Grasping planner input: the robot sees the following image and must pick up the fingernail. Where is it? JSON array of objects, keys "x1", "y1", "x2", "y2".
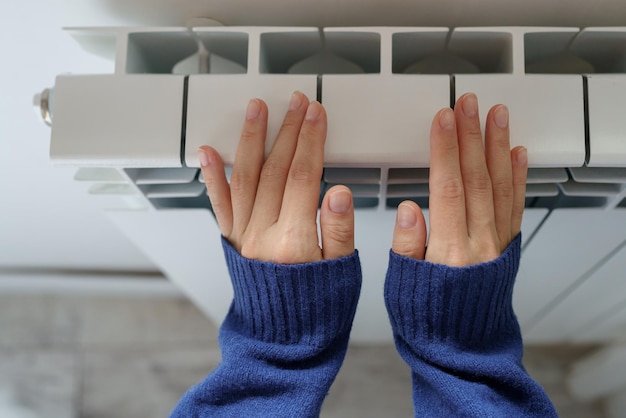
[
  {"x1": 246, "y1": 99, "x2": 261, "y2": 120},
  {"x1": 289, "y1": 91, "x2": 302, "y2": 111},
  {"x1": 329, "y1": 189, "x2": 351, "y2": 214},
  {"x1": 305, "y1": 101, "x2": 321, "y2": 121},
  {"x1": 517, "y1": 147, "x2": 528, "y2": 165},
  {"x1": 462, "y1": 93, "x2": 478, "y2": 118},
  {"x1": 438, "y1": 108, "x2": 455, "y2": 130},
  {"x1": 197, "y1": 148, "x2": 210, "y2": 167},
  {"x1": 495, "y1": 105, "x2": 508, "y2": 129},
  {"x1": 397, "y1": 203, "x2": 417, "y2": 229}
]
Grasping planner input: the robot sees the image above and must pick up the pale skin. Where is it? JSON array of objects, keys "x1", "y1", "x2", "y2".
[{"x1": 197, "y1": 92, "x2": 528, "y2": 267}]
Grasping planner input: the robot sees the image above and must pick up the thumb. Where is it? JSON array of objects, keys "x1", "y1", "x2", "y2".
[
  {"x1": 391, "y1": 201, "x2": 427, "y2": 260},
  {"x1": 320, "y1": 185, "x2": 355, "y2": 259}
]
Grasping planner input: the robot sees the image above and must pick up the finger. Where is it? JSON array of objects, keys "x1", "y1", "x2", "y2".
[
  {"x1": 455, "y1": 93, "x2": 496, "y2": 236},
  {"x1": 320, "y1": 185, "x2": 355, "y2": 259},
  {"x1": 198, "y1": 146, "x2": 233, "y2": 237},
  {"x1": 511, "y1": 146, "x2": 528, "y2": 237},
  {"x1": 229, "y1": 98, "x2": 268, "y2": 236},
  {"x1": 428, "y1": 107, "x2": 467, "y2": 244},
  {"x1": 250, "y1": 91, "x2": 309, "y2": 227},
  {"x1": 280, "y1": 101, "x2": 326, "y2": 224},
  {"x1": 485, "y1": 104, "x2": 514, "y2": 248},
  {"x1": 391, "y1": 201, "x2": 427, "y2": 260}
]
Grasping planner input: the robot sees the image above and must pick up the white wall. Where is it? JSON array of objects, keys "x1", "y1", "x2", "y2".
[{"x1": 0, "y1": 2, "x2": 155, "y2": 271}]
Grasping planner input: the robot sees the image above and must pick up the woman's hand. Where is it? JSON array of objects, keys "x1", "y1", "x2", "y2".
[
  {"x1": 391, "y1": 93, "x2": 528, "y2": 266},
  {"x1": 197, "y1": 92, "x2": 355, "y2": 264}
]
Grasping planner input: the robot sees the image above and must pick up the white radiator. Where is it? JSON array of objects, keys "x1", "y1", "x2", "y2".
[
  {"x1": 41, "y1": 26, "x2": 626, "y2": 347},
  {"x1": 46, "y1": 26, "x2": 626, "y2": 212}
]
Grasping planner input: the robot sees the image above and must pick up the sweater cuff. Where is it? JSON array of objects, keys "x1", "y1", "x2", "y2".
[
  {"x1": 384, "y1": 234, "x2": 522, "y2": 348},
  {"x1": 222, "y1": 237, "x2": 362, "y2": 347}
]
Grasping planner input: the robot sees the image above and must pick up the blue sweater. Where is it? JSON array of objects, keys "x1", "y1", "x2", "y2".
[{"x1": 171, "y1": 234, "x2": 557, "y2": 417}]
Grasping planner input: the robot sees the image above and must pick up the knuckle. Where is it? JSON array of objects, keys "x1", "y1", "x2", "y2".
[
  {"x1": 239, "y1": 129, "x2": 258, "y2": 144},
  {"x1": 463, "y1": 127, "x2": 483, "y2": 140},
  {"x1": 240, "y1": 232, "x2": 261, "y2": 259},
  {"x1": 229, "y1": 171, "x2": 253, "y2": 192},
  {"x1": 491, "y1": 178, "x2": 513, "y2": 199},
  {"x1": 289, "y1": 160, "x2": 317, "y2": 183},
  {"x1": 465, "y1": 173, "x2": 492, "y2": 196},
  {"x1": 447, "y1": 247, "x2": 472, "y2": 266},
  {"x1": 427, "y1": 243, "x2": 471, "y2": 266},
  {"x1": 438, "y1": 178, "x2": 465, "y2": 202},
  {"x1": 277, "y1": 118, "x2": 303, "y2": 135},
  {"x1": 495, "y1": 137, "x2": 511, "y2": 151},
  {"x1": 438, "y1": 137, "x2": 459, "y2": 154},
  {"x1": 393, "y1": 240, "x2": 419, "y2": 258},
  {"x1": 260, "y1": 157, "x2": 288, "y2": 181},
  {"x1": 324, "y1": 223, "x2": 353, "y2": 244}
]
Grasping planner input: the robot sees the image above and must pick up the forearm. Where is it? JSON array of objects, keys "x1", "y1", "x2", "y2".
[
  {"x1": 385, "y1": 234, "x2": 557, "y2": 416},
  {"x1": 171, "y1": 238, "x2": 362, "y2": 418}
]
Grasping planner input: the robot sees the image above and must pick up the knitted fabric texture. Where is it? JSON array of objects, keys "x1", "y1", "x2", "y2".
[
  {"x1": 170, "y1": 237, "x2": 362, "y2": 418},
  {"x1": 384, "y1": 233, "x2": 557, "y2": 417}
]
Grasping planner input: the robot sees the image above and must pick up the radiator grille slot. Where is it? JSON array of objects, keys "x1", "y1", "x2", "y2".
[
  {"x1": 558, "y1": 180, "x2": 622, "y2": 197},
  {"x1": 569, "y1": 167, "x2": 626, "y2": 183},
  {"x1": 260, "y1": 31, "x2": 380, "y2": 74},
  {"x1": 527, "y1": 168, "x2": 569, "y2": 184},
  {"x1": 525, "y1": 31, "x2": 626, "y2": 74},
  {"x1": 140, "y1": 183, "x2": 205, "y2": 199},
  {"x1": 526, "y1": 184, "x2": 560, "y2": 197},
  {"x1": 129, "y1": 168, "x2": 199, "y2": 185},
  {"x1": 324, "y1": 183, "x2": 380, "y2": 197},
  {"x1": 387, "y1": 168, "x2": 429, "y2": 184},
  {"x1": 323, "y1": 168, "x2": 381, "y2": 184},
  {"x1": 386, "y1": 197, "x2": 429, "y2": 209},
  {"x1": 74, "y1": 168, "x2": 126, "y2": 183},
  {"x1": 392, "y1": 31, "x2": 513, "y2": 74},
  {"x1": 386, "y1": 183, "x2": 429, "y2": 198},
  {"x1": 126, "y1": 31, "x2": 198, "y2": 74}
]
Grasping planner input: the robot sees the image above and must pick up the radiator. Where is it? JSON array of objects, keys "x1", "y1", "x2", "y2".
[
  {"x1": 40, "y1": 26, "x2": 626, "y2": 345},
  {"x1": 46, "y1": 26, "x2": 626, "y2": 213}
]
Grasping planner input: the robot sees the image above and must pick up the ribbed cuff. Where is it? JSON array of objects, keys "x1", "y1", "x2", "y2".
[
  {"x1": 384, "y1": 234, "x2": 522, "y2": 349},
  {"x1": 222, "y1": 237, "x2": 362, "y2": 347}
]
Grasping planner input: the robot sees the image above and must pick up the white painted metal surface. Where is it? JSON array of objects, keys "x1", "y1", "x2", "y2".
[
  {"x1": 51, "y1": 75, "x2": 185, "y2": 167},
  {"x1": 106, "y1": 209, "x2": 234, "y2": 324},
  {"x1": 525, "y1": 239, "x2": 626, "y2": 342},
  {"x1": 323, "y1": 75, "x2": 449, "y2": 167},
  {"x1": 578, "y1": 27, "x2": 626, "y2": 167},
  {"x1": 186, "y1": 75, "x2": 318, "y2": 165},
  {"x1": 515, "y1": 209, "x2": 626, "y2": 336},
  {"x1": 587, "y1": 74, "x2": 626, "y2": 167}
]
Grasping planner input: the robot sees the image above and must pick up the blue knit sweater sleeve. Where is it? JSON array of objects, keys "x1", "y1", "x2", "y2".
[
  {"x1": 170, "y1": 237, "x2": 362, "y2": 418},
  {"x1": 384, "y1": 234, "x2": 558, "y2": 417}
]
